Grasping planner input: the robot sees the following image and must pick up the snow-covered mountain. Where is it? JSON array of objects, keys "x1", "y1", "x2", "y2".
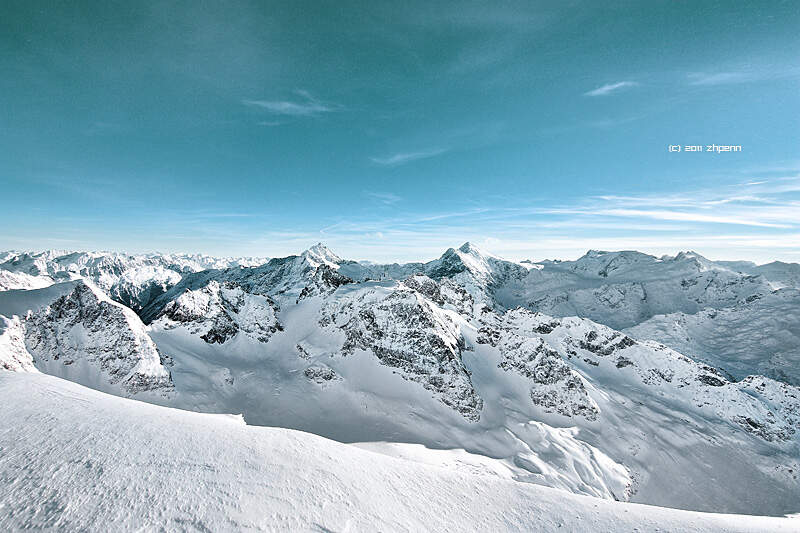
[
  {"x1": 626, "y1": 288, "x2": 800, "y2": 384},
  {"x1": 0, "y1": 280, "x2": 173, "y2": 397},
  {"x1": 488, "y1": 249, "x2": 800, "y2": 385},
  {"x1": 718, "y1": 259, "x2": 800, "y2": 290},
  {"x1": 0, "y1": 250, "x2": 269, "y2": 311},
  {"x1": 323, "y1": 245, "x2": 800, "y2": 387},
  {"x1": 338, "y1": 242, "x2": 532, "y2": 308},
  {"x1": 2, "y1": 243, "x2": 799, "y2": 523},
  {"x1": 4, "y1": 372, "x2": 796, "y2": 532},
  {"x1": 495, "y1": 250, "x2": 773, "y2": 329},
  {"x1": 145, "y1": 266, "x2": 800, "y2": 513}
]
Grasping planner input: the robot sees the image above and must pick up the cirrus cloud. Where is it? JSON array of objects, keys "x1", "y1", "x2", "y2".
[
  {"x1": 370, "y1": 148, "x2": 448, "y2": 166},
  {"x1": 584, "y1": 81, "x2": 639, "y2": 96},
  {"x1": 243, "y1": 90, "x2": 341, "y2": 117}
]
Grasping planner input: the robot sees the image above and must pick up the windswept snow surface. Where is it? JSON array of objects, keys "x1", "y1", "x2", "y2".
[{"x1": 0, "y1": 372, "x2": 796, "y2": 533}]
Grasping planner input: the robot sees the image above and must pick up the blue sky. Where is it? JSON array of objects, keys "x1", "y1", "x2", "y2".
[{"x1": 1, "y1": 1, "x2": 799, "y2": 262}]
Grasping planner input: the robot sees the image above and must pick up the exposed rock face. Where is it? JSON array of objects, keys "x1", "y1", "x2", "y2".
[
  {"x1": 476, "y1": 319, "x2": 599, "y2": 420},
  {"x1": 319, "y1": 285, "x2": 484, "y2": 421},
  {"x1": 21, "y1": 281, "x2": 172, "y2": 396},
  {"x1": 401, "y1": 274, "x2": 474, "y2": 316},
  {"x1": 155, "y1": 280, "x2": 282, "y2": 344},
  {"x1": 576, "y1": 330, "x2": 637, "y2": 357},
  {"x1": 304, "y1": 365, "x2": 341, "y2": 385},
  {"x1": 297, "y1": 264, "x2": 352, "y2": 301}
]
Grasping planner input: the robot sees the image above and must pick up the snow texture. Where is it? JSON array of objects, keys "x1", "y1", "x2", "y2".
[{"x1": 1, "y1": 372, "x2": 796, "y2": 533}]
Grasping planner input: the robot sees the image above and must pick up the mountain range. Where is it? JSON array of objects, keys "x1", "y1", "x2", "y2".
[{"x1": 1, "y1": 244, "x2": 799, "y2": 528}]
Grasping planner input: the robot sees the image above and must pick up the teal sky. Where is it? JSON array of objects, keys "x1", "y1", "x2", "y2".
[{"x1": 2, "y1": 1, "x2": 799, "y2": 262}]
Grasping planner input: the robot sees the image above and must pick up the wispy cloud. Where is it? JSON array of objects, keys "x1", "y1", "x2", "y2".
[
  {"x1": 370, "y1": 148, "x2": 448, "y2": 166},
  {"x1": 560, "y1": 177, "x2": 800, "y2": 230},
  {"x1": 687, "y1": 65, "x2": 800, "y2": 86},
  {"x1": 687, "y1": 72, "x2": 750, "y2": 86},
  {"x1": 243, "y1": 90, "x2": 340, "y2": 117},
  {"x1": 584, "y1": 81, "x2": 639, "y2": 97},
  {"x1": 364, "y1": 191, "x2": 403, "y2": 205},
  {"x1": 592, "y1": 208, "x2": 791, "y2": 228}
]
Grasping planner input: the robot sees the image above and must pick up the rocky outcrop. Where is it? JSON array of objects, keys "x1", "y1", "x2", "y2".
[
  {"x1": 477, "y1": 318, "x2": 599, "y2": 420},
  {"x1": 319, "y1": 285, "x2": 483, "y2": 421},
  {"x1": 21, "y1": 281, "x2": 173, "y2": 396},
  {"x1": 154, "y1": 280, "x2": 282, "y2": 344}
]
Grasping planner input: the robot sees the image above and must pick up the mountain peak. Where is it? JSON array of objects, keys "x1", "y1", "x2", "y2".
[
  {"x1": 457, "y1": 242, "x2": 499, "y2": 260},
  {"x1": 673, "y1": 250, "x2": 704, "y2": 260},
  {"x1": 301, "y1": 243, "x2": 343, "y2": 267},
  {"x1": 458, "y1": 242, "x2": 478, "y2": 254},
  {"x1": 670, "y1": 250, "x2": 721, "y2": 271}
]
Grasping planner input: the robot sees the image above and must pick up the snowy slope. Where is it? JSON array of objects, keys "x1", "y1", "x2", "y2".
[
  {"x1": 1, "y1": 371, "x2": 796, "y2": 533},
  {"x1": 0, "y1": 269, "x2": 54, "y2": 291},
  {"x1": 0, "y1": 315, "x2": 36, "y2": 372},
  {"x1": 147, "y1": 280, "x2": 634, "y2": 503}
]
